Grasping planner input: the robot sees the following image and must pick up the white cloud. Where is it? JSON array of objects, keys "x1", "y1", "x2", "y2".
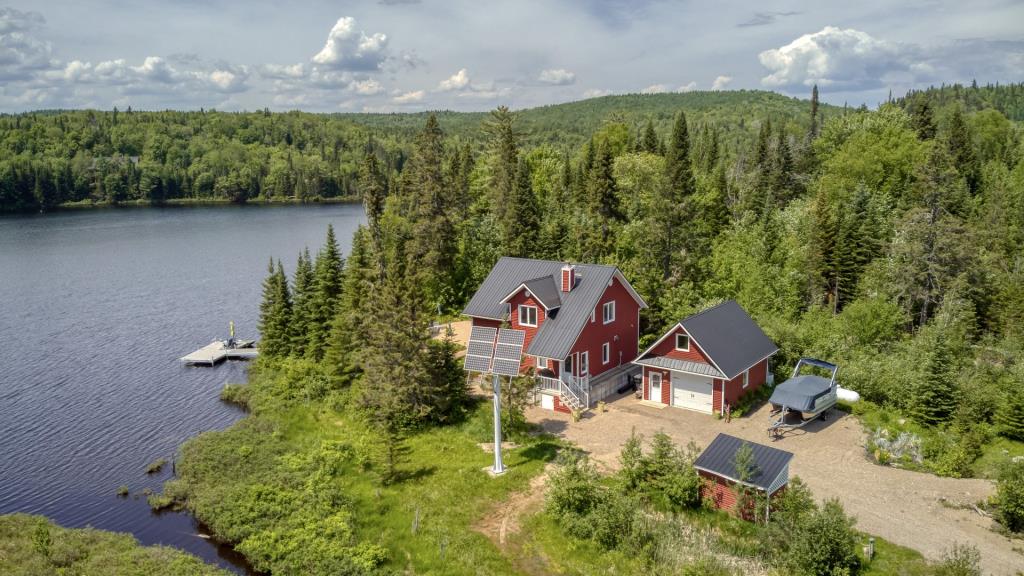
[
  {"x1": 312, "y1": 16, "x2": 389, "y2": 71},
  {"x1": 711, "y1": 75, "x2": 732, "y2": 90},
  {"x1": 351, "y1": 78, "x2": 384, "y2": 95},
  {"x1": 393, "y1": 89, "x2": 424, "y2": 103},
  {"x1": 582, "y1": 88, "x2": 613, "y2": 98},
  {"x1": 758, "y1": 27, "x2": 910, "y2": 90},
  {"x1": 55, "y1": 56, "x2": 250, "y2": 94},
  {"x1": 0, "y1": 7, "x2": 58, "y2": 80},
  {"x1": 678, "y1": 81, "x2": 697, "y2": 92},
  {"x1": 641, "y1": 83, "x2": 669, "y2": 94},
  {"x1": 437, "y1": 68, "x2": 470, "y2": 91},
  {"x1": 538, "y1": 68, "x2": 575, "y2": 85},
  {"x1": 261, "y1": 63, "x2": 306, "y2": 79}
]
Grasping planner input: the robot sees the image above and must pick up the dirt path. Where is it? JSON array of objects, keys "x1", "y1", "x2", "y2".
[
  {"x1": 527, "y1": 396, "x2": 1024, "y2": 576},
  {"x1": 474, "y1": 466, "x2": 553, "y2": 576}
]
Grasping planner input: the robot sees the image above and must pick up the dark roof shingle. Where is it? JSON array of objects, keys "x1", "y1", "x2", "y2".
[
  {"x1": 462, "y1": 257, "x2": 644, "y2": 360},
  {"x1": 679, "y1": 300, "x2": 779, "y2": 379},
  {"x1": 521, "y1": 275, "x2": 562, "y2": 310},
  {"x1": 693, "y1": 433, "x2": 793, "y2": 492}
]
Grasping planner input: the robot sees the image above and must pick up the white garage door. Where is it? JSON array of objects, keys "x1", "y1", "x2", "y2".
[{"x1": 671, "y1": 372, "x2": 713, "y2": 413}]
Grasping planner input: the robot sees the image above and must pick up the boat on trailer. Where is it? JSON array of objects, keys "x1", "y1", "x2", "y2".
[{"x1": 767, "y1": 357, "x2": 839, "y2": 439}]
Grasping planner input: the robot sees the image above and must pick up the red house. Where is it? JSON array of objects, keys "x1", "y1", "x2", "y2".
[
  {"x1": 633, "y1": 300, "x2": 778, "y2": 415},
  {"x1": 462, "y1": 257, "x2": 648, "y2": 412}
]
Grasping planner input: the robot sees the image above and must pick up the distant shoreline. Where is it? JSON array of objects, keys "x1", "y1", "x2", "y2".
[{"x1": 52, "y1": 196, "x2": 361, "y2": 211}]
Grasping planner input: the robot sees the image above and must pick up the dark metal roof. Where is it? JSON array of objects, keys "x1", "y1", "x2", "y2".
[
  {"x1": 633, "y1": 356, "x2": 724, "y2": 378},
  {"x1": 679, "y1": 300, "x2": 779, "y2": 380},
  {"x1": 462, "y1": 257, "x2": 645, "y2": 360},
  {"x1": 522, "y1": 275, "x2": 562, "y2": 310},
  {"x1": 693, "y1": 433, "x2": 793, "y2": 492}
]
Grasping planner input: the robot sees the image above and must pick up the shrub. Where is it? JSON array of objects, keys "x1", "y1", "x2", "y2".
[
  {"x1": 145, "y1": 458, "x2": 167, "y2": 474},
  {"x1": 219, "y1": 383, "x2": 251, "y2": 407},
  {"x1": 618, "y1": 431, "x2": 702, "y2": 512},
  {"x1": 994, "y1": 459, "x2": 1024, "y2": 532},
  {"x1": 936, "y1": 543, "x2": 982, "y2": 576},
  {"x1": 785, "y1": 499, "x2": 860, "y2": 576},
  {"x1": 546, "y1": 454, "x2": 603, "y2": 520}
]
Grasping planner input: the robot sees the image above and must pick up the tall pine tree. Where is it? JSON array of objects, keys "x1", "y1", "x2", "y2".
[
  {"x1": 305, "y1": 225, "x2": 344, "y2": 361},
  {"x1": 257, "y1": 258, "x2": 292, "y2": 358}
]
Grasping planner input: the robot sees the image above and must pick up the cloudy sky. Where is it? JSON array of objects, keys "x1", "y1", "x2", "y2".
[{"x1": 1, "y1": 0, "x2": 1022, "y2": 113}]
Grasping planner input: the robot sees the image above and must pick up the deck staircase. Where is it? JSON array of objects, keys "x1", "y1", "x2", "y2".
[{"x1": 536, "y1": 373, "x2": 590, "y2": 411}]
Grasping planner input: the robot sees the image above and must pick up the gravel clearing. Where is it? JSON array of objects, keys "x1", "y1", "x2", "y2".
[{"x1": 527, "y1": 394, "x2": 1024, "y2": 576}]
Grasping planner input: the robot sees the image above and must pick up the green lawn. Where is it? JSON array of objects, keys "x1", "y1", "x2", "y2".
[
  {"x1": 0, "y1": 514, "x2": 229, "y2": 576},
  {"x1": 169, "y1": 387, "x2": 559, "y2": 575}
]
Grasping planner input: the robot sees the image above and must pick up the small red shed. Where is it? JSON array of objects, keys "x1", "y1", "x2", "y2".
[{"x1": 693, "y1": 433, "x2": 793, "y2": 520}]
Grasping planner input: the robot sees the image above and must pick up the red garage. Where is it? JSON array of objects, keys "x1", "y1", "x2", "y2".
[{"x1": 693, "y1": 433, "x2": 793, "y2": 520}]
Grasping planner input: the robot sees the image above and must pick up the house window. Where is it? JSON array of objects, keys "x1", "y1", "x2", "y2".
[
  {"x1": 564, "y1": 355, "x2": 573, "y2": 374},
  {"x1": 742, "y1": 369, "x2": 750, "y2": 389},
  {"x1": 602, "y1": 301, "x2": 615, "y2": 324},
  {"x1": 675, "y1": 333, "x2": 690, "y2": 352},
  {"x1": 579, "y1": 351, "x2": 589, "y2": 375},
  {"x1": 534, "y1": 356, "x2": 547, "y2": 370},
  {"x1": 518, "y1": 305, "x2": 538, "y2": 327},
  {"x1": 602, "y1": 342, "x2": 610, "y2": 364}
]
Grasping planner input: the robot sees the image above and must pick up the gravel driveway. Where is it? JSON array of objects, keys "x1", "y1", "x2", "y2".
[{"x1": 527, "y1": 394, "x2": 1024, "y2": 575}]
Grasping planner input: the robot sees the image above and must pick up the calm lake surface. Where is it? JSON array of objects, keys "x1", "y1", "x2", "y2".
[{"x1": 0, "y1": 204, "x2": 365, "y2": 573}]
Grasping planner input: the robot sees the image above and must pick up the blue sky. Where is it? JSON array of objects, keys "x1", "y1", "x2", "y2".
[{"x1": 1, "y1": 0, "x2": 1022, "y2": 112}]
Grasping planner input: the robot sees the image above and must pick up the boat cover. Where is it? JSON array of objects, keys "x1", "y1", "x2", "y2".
[{"x1": 769, "y1": 375, "x2": 833, "y2": 412}]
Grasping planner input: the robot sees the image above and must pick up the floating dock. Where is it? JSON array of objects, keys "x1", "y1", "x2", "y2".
[{"x1": 181, "y1": 340, "x2": 259, "y2": 366}]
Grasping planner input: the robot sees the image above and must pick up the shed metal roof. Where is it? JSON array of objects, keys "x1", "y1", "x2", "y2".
[
  {"x1": 693, "y1": 433, "x2": 793, "y2": 492},
  {"x1": 462, "y1": 257, "x2": 646, "y2": 360},
  {"x1": 679, "y1": 300, "x2": 779, "y2": 380},
  {"x1": 633, "y1": 355, "x2": 724, "y2": 378}
]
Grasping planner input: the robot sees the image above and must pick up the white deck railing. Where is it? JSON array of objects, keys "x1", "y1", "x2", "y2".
[{"x1": 536, "y1": 373, "x2": 590, "y2": 409}]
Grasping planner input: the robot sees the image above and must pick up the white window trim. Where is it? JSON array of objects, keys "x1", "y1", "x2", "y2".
[
  {"x1": 602, "y1": 301, "x2": 616, "y2": 324},
  {"x1": 675, "y1": 333, "x2": 690, "y2": 352},
  {"x1": 518, "y1": 304, "x2": 538, "y2": 327},
  {"x1": 602, "y1": 342, "x2": 610, "y2": 364},
  {"x1": 591, "y1": 309, "x2": 595, "y2": 323},
  {"x1": 580, "y1": 351, "x2": 589, "y2": 375},
  {"x1": 742, "y1": 369, "x2": 750, "y2": 389}
]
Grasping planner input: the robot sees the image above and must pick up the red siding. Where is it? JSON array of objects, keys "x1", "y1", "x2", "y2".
[
  {"x1": 508, "y1": 289, "x2": 547, "y2": 371},
  {"x1": 470, "y1": 318, "x2": 502, "y2": 329},
  {"x1": 553, "y1": 395, "x2": 572, "y2": 414},
  {"x1": 699, "y1": 470, "x2": 786, "y2": 520},
  {"x1": 648, "y1": 325, "x2": 715, "y2": 366},
  {"x1": 642, "y1": 366, "x2": 671, "y2": 404},
  {"x1": 570, "y1": 276, "x2": 641, "y2": 379},
  {"x1": 718, "y1": 358, "x2": 770, "y2": 412},
  {"x1": 561, "y1": 267, "x2": 575, "y2": 292}
]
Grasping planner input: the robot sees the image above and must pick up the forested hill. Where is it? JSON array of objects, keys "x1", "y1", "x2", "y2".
[
  {"x1": 337, "y1": 90, "x2": 836, "y2": 146},
  {"x1": 0, "y1": 90, "x2": 827, "y2": 212},
  {"x1": 899, "y1": 82, "x2": 1024, "y2": 121}
]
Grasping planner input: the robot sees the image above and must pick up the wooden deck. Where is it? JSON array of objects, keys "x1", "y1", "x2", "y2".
[{"x1": 181, "y1": 340, "x2": 258, "y2": 366}]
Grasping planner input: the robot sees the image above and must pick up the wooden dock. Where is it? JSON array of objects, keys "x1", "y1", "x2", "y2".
[{"x1": 181, "y1": 340, "x2": 259, "y2": 366}]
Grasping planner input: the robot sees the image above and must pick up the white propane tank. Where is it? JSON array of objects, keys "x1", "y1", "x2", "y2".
[{"x1": 836, "y1": 386, "x2": 860, "y2": 403}]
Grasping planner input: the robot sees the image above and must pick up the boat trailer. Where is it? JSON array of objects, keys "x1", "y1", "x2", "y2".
[{"x1": 767, "y1": 358, "x2": 839, "y2": 440}]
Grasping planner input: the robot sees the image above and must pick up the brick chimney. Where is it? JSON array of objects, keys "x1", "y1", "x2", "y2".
[{"x1": 561, "y1": 264, "x2": 576, "y2": 292}]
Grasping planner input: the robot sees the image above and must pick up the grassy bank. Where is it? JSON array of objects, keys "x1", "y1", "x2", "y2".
[
  {"x1": 0, "y1": 513, "x2": 229, "y2": 576},
  {"x1": 163, "y1": 362, "x2": 559, "y2": 575}
]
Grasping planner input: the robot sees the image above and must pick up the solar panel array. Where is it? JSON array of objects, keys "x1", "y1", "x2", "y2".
[
  {"x1": 491, "y1": 328, "x2": 526, "y2": 376},
  {"x1": 463, "y1": 326, "x2": 525, "y2": 377},
  {"x1": 464, "y1": 326, "x2": 498, "y2": 374}
]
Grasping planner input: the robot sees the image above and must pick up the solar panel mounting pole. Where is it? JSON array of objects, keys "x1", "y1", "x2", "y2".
[{"x1": 491, "y1": 372, "x2": 506, "y2": 475}]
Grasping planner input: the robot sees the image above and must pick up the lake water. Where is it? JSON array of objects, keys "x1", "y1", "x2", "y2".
[{"x1": 0, "y1": 204, "x2": 365, "y2": 573}]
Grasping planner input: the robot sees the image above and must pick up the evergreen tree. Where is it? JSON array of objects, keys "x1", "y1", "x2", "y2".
[
  {"x1": 324, "y1": 226, "x2": 376, "y2": 383},
  {"x1": 909, "y1": 330, "x2": 958, "y2": 426},
  {"x1": 945, "y1": 106, "x2": 980, "y2": 194},
  {"x1": 995, "y1": 371, "x2": 1024, "y2": 441},
  {"x1": 257, "y1": 258, "x2": 292, "y2": 358},
  {"x1": 906, "y1": 93, "x2": 938, "y2": 140},
  {"x1": 359, "y1": 150, "x2": 387, "y2": 251},
  {"x1": 652, "y1": 111, "x2": 695, "y2": 279},
  {"x1": 290, "y1": 248, "x2": 314, "y2": 356},
  {"x1": 665, "y1": 111, "x2": 695, "y2": 201},
  {"x1": 584, "y1": 144, "x2": 622, "y2": 259},
  {"x1": 809, "y1": 84, "x2": 820, "y2": 138},
  {"x1": 485, "y1": 106, "x2": 521, "y2": 221},
  {"x1": 504, "y1": 157, "x2": 540, "y2": 257},
  {"x1": 306, "y1": 225, "x2": 344, "y2": 361},
  {"x1": 641, "y1": 119, "x2": 660, "y2": 154}
]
